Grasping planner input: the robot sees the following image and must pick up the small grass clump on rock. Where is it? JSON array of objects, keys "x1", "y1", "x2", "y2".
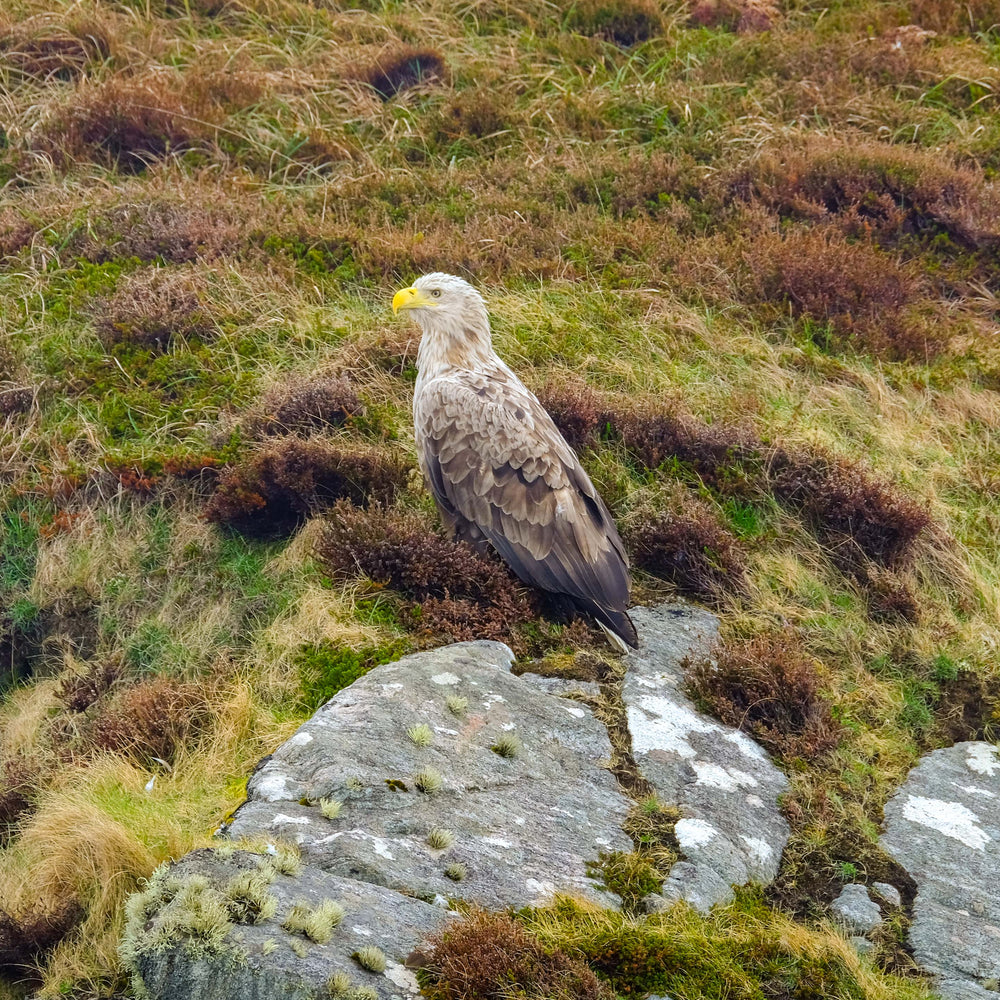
[
  {"x1": 426, "y1": 828, "x2": 455, "y2": 850},
  {"x1": 445, "y1": 695, "x2": 468, "y2": 717},
  {"x1": 204, "y1": 441, "x2": 412, "y2": 538},
  {"x1": 414, "y1": 768, "x2": 443, "y2": 794},
  {"x1": 420, "y1": 908, "x2": 612, "y2": 1000},
  {"x1": 444, "y1": 862, "x2": 467, "y2": 882},
  {"x1": 352, "y1": 944, "x2": 387, "y2": 973},
  {"x1": 282, "y1": 899, "x2": 345, "y2": 944},
  {"x1": 490, "y1": 733, "x2": 521, "y2": 759},
  {"x1": 224, "y1": 868, "x2": 278, "y2": 925},
  {"x1": 319, "y1": 798, "x2": 342, "y2": 820},
  {"x1": 686, "y1": 633, "x2": 843, "y2": 762},
  {"x1": 407, "y1": 723, "x2": 434, "y2": 748}
]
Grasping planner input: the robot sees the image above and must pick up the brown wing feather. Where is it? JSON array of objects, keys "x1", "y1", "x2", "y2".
[{"x1": 414, "y1": 369, "x2": 633, "y2": 637}]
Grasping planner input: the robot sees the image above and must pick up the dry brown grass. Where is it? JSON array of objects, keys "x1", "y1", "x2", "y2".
[
  {"x1": 688, "y1": 0, "x2": 778, "y2": 33},
  {"x1": 0, "y1": 13, "x2": 111, "y2": 80}
]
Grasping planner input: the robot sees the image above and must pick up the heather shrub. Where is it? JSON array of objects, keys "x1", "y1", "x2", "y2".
[
  {"x1": 434, "y1": 90, "x2": 512, "y2": 148},
  {"x1": 83, "y1": 677, "x2": 211, "y2": 766},
  {"x1": 76, "y1": 202, "x2": 240, "y2": 264},
  {"x1": 535, "y1": 380, "x2": 606, "y2": 452},
  {"x1": 907, "y1": 0, "x2": 1000, "y2": 34},
  {"x1": 743, "y1": 229, "x2": 943, "y2": 360},
  {"x1": 0, "y1": 383, "x2": 33, "y2": 416},
  {"x1": 361, "y1": 47, "x2": 446, "y2": 100},
  {"x1": 56, "y1": 657, "x2": 121, "y2": 713},
  {"x1": 0, "y1": 902, "x2": 83, "y2": 980},
  {"x1": 420, "y1": 909, "x2": 612, "y2": 1000},
  {"x1": 627, "y1": 502, "x2": 747, "y2": 604},
  {"x1": 768, "y1": 451, "x2": 932, "y2": 571},
  {"x1": 314, "y1": 502, "x2": 549, "y2": 648},
  {"x1": 688, "y1": 0, "x2": 778, "y2": 33},
  {"x1": 0, "y1": 15, "x2": 110, "y2": 80},
  {"x1": 246, "y1": 376, "x2": 362, "y2": 437},
  {"x1": 686, "y1": 633, "x2": 843, "y2": 761},
  {"x1": 204, "y1": 439, "x2": 412, "y2": 538},
  {"x1": 565, "y1": 0, "x2": 663, "y2": 46},
  {"x1": 93, "y1": 269, "x2": 215, "y2": 349},
  {"x1": 0, "y1": 756, "x2": 43, "y2": 845}
]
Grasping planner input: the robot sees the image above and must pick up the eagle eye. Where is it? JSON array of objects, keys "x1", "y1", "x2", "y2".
[{"x1": 431, "y1": 289, "x2": 441, "y2": 298}]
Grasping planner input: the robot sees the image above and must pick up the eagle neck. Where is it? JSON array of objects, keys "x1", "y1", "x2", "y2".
[{"x1": 415, "y1": 316, "x2": 496, "y2": 382}]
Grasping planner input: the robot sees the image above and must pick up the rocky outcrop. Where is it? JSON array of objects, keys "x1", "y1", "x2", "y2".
[
  {"x1": 125, "y1": 604, "x2": 794, "y2": 999},
  {"x1": 225, "y1": 640, "x2": 633, "y2": 910},
  {"x1": 882, "y1": 741, "x2": 1000, "y2": 1000},
  {"x1": 624, "y1": 605, "x2": 790, "y2": 911}
]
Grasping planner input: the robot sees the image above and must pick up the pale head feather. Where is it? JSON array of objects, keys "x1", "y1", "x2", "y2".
[{"x1": 400, "y1": 273, "x2": 496, "y2": 376}]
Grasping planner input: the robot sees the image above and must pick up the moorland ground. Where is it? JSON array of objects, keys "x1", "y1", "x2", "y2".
[{"x1": 1, "y1": 0, "x2": 999, "y2": 995}]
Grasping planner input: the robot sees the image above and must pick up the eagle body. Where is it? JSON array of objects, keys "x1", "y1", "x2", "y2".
[{"x1": 394, "y1": 273, "x2": 637, "y2": 650}]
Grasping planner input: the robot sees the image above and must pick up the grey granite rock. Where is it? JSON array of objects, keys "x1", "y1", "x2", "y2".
[
  {"x1": 516, "y1": 674, "x2": 602, "y2": 701},
  {"x1": 849, "y1": 936, "x2": 876, "y2": 956},
  {"x1": 124, "y1": 848, "x2": 451, "y2": 1000},
  {"x1": 624, "y1": 604, "x2": 790, "y2": 912},
  {"x1": 882, "y1": 741, "x2": 1000, "y2": 1000},
  {"x1": 226, "y1": 641, "x2": 632, "y2": 910},
  {"x1": 871, "y1": 881, "x2": 901, "y2": 908},
  {"x1": 830, "y1": 883, "x2": 882, "y2": 933}
]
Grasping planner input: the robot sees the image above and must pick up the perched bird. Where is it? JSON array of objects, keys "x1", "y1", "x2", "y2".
[{"x1": 393, "y1": 272, "x2": 637, "y2": 651}]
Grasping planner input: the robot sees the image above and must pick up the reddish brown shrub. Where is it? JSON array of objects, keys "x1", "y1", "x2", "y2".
[
  {"x1": 742, "y1": 141, "x2": 1000, "y2": 256},
  {"x1": 420, "y1": 909, "x2": 612, "y2": 1000},
  {"x1": 627, "y1": 504, "x2": 747, "y2": 604},
  {"x1": 0, "y1": 16, "x2": 110, "y2": 80},
  {"x1": 247, "y1": 376, "x2": 362, "y2": 437},
  {"x1": 83, "y1": 677, "x2": 211, "y2": 765},
  {"x1": 204, "y1": 439, "x2": 412, "y2": 538},
  {"x1": 907, "y1": 0, "x2": 1000, "y2": 34},
  {"x1": 535, "y1": 381, "x2": 607, "y2": 452},
  {"x1": 76, "y1": 202, "x2": 240, "y2": 264},
  {"x1": 93, "y1": 269, "x2": 214, "y2": 349},
  {"x1": 0, "y1": 901, "x2": 83, "y2": 979},
  {"x1": 361, "y1": 47, "x2": 446, "y2": 100},
  {"x1": 932, "y1": 669, "x2": 1000, "y2": 744},
  {"x1": 743, "y1": 229, "x2": 943, "y2": 360},
  {"x1": 434, "y1": 90, "x2": 511, "y2": 146},
  {"x1": 565, "y1": 0, "x2": 663, "y2": 46},
  {"x1": 689, "y1": 0, "x2": 778, "y2": 32},
  {"x1": 768, "y1": 450, "x2": 932, "y2": 571},
  {"x1": 0, "y1": 383, "x2": 33, "y2": 416},
  {"x1": 864, "y1": 569, "x2": 921, "y2": 622},
  {"x1": 0, "y1": 210, "x2": 37, "y2": 260},
  {"x1": 686, "y1": 634, "x2": 843, "y2": 761},
  {"x1": 0, "y1": 756, "x2": 43, "y2": 844},
  {"x1": 56, "y1": 658, "x2": 121, "y2": 713}
]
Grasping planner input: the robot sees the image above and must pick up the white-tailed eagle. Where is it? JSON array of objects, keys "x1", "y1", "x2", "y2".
[{"x1": 392, "y1": 272, "x2": 637, "y2": 650}]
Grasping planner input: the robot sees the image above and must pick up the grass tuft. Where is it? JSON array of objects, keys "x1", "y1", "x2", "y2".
[
  {"x1": 407, "y1": 723, "x2": 434, "y2": 748},
  {"x1": 426, "y1": 828, "x2": 455, "y2": 850},
  {"x1": 352, "y1": 944, "x2": 387, "y2": 973}
]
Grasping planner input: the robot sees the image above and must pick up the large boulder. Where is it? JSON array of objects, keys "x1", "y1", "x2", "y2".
[
  {"x1": 225, "y1": 640, "x2": 633, "y2": 909},
  {"x1": 624, "y1": 605, "x2": 791, "y2": 912},
  {"x1": 882, "y1": 741, "x2": 1000, "y2": 1000}
]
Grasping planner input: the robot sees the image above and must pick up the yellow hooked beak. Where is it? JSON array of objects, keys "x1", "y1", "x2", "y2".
[{"x1": 392, "y1": 285, "x2": 435, "y2": 315}]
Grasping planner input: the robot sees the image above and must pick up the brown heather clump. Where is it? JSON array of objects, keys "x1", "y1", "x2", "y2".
[
  {"x1": 93, "y1": 268, "x2": 214, "y2": 349},
  {"x1": 0, "y1": 901, "x2": 83, "y2": 981},
  {"x1": 688, "y1": 0, "x2": 778, "y2": 33},
  {"x1": 56, "y1": 658, "x2": 121, "y2": 714},
  {"x1": 361, "y1": 46, "x2": 446, "y2": 101},
  {"x1": 0, "y1": 15, "x2": 111, "y2": 80},
  {"x1": 0, "y1": 210, "x2": 37, "y2": 261},
  {"x1": 0, "y1": 756, "x2": 44, "y2": 845},
  {"x1": 768, "y1": 450, "x2": 932, "y2": 572},
  {"x1": 76, "y1": 202, "x2": 241, "y2": 264},
  {"x1": 434, "y1": 90, "x2": 512, "y2": 147},
  {"x1": 246, "y1": 376, "x2": 362, "y2": 437},
  {"x1": 0, "y1": 383, "x2": 33, "y2": 417},
  {"x1": 83, "y1": 676, "x2": 211, "y2": 766},
  {"x1": 315, "y1": 501, "x2": 537, "y2": 646},
  {"x1": 743, "y1": 229, "x2": 944, "y2": 360},
  {"x1": 534, "y1": 381, "x2": 606, "y2": 453},
  {"x1": 420, "y1": 909, "x2": 612, "y2": 1000},
  {"x1": 565, "y1": 0, "x2": 663, "y2": 46},
  {"x1": 627, "y1": 503, "x2": 747, "y2": 604},
  {"x1": 907, "y1": 0, "x2": 1000, "y2": 34},
  {"x1": 204, "y1": 439, "x2": 412, "y2": 538},
  {"x1": 742, "y1": 141, "x2": 1000, "y2": 256},
  {"x1": 686, "y1": 634, "x2": 843, "y2": 762}
]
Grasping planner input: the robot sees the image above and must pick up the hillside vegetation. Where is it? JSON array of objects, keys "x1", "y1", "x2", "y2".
[{"x1": 1, "y1": 0, "x2": 999, "y2": 995}]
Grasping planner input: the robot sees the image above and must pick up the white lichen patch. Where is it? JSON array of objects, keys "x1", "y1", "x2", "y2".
[
  {"x1": 431, "y1": 672, "x2": 461, "y2": 685},
  {"x1": 741, "y1": 836, "x2": 774, "y2": 866},
  {"x1": 746, "y1": 794, "x2": 764, "y2": 808},
  {"x1": 384, "y1": 960, "x2": 421, "y2": 995},
  {"x1": 628, "y1": 697, "x2": 716, "y2": 759},
  {"x1": 692, "y1": 760, "x2": 760, "y2": 791},
  {"x1": 956, "y1": 784, "x2": 996, "y2": 798},
  {"x1": 674, "y1": 817, "x2": 719, "y2": 850},
  {"x1": 722, "y1": 729, "x2": 768, "y2": 761},
  {"x1": 902, "y1": 795, "x2": 991, "y2": 850},
  {"x1": 562, "y1": 705, "x2": 586, "y2": 718},
  {"x1": 966, "y1": 744, "x2": 1000, "y2": 777},
  {"x1": 287, "y1": 732, "x2": 313, "y2": 747},
  {"x1": 255, "y1": 772, "x2": 292, "y2": 802},
  {"x1": 525, "y1": 877, "x2": 556, "y2": 901},
  {"x1": 482, "y1": 836, "x2": 512, "y2": 848},
  {"x1": 271, "y1": 814, "x2": 311, "y2": 826}
]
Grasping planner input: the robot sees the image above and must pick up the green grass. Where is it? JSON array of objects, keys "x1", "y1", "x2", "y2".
[{"x1": 0, "y1": 0, "x2": 998, "y2": 994}]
